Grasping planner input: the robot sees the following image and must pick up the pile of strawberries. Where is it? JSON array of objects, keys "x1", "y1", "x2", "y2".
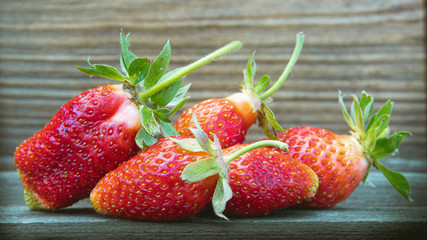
[{"x1": 14, "y1": 32, "x2": 412, "y2": 221}]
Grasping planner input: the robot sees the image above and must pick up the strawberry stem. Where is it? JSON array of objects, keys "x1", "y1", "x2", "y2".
[
  {"x1": 138, "y1": 41, "x2": 243, "y2": 101},
  {"x1": 259, "y1": 32, "x2": 305, "y2": 100},
  {"x1": 224, "y1": 140, "x2": 288, "y2": 164}
]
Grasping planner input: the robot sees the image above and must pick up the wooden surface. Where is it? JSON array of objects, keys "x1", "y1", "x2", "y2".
[
  {"x1": 0, "y1": 1, "x2": 426, "y2": 238},
  {"x1": 0, "y1": 0, "x2": 425, "y2": 171},
  {"x1": 1, "y1": 158, "x2": 427, "y2": 239}
]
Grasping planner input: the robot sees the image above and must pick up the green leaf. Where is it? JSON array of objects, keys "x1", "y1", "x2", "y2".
[
  {"x1": 140, "y1": 106, "x2": 161, "y2": 138},
  {"x1": 120, "y1": 32, "x2": 137, "y2": 75},
  {"x1": 189, "y1": 113, "x2": 216, "y2": 155},
  {"x1": 180, "y1": 157, "x2": 220, "y2": 182},
  {"x1": 128, "y1": 58, "x2": 150, "y2": 85},
  {"x1": 371, "y1": 131, "x2": 412, "y2": 160},
  {"x1": 151, "y1": 77, "x2": 184, "y2": 107},
  {"x1": 263, "y1": 103, "x2": 286, "y2": 132},
  {"x1": 166, "y1": 83, "x2": 192, "y2": 116},
  {"x1": 351, "y1": 95, "x2": 365, "y2": 136},
  {"x1": 254, "y1": 75, "x2": 271, "y2": 94},
  {"x1": 359, "y1": 91, "x2": 374, "y2": 123},
  {"x1": 373, "y1": 158, "x2": 412, "y2": 201},
  {"x1": 169, "y1": 97, "x2": 190, "y2": 117},
  {"x1": 76, "y1": 59, "x2": 127, "y2": 82},
  {"x1": 153, "y1": 109, "x2": 171, "y2": 123},
  {"x1": 367, "y1": 100, "x2": 393, "y2": 139},
  {"x1": 135, "y1": 128, "x2": 158, "y2": 148},
  {"x1": 144, "y1": 40, "x2": 171, "y2": 89},
  {"x1": 338, "y1": 90, "x2": 355, "y2": 130},
  {"x1": 364, "y1": 114, "x2": 390, "y2": 152},
  {"x1": 159, "y1": 120, "x2": 179, "y2": 137},
  {"x1": 212, "y1": 177, "x2": 233, "y2": 220},
  {"x1": 243, "y1": 51, "x2": 256, "y2": 89},
  {"x1": 169, "y1": 137, "x2": 206, "y2": 152}
]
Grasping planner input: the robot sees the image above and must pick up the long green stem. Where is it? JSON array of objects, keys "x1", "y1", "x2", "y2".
[
  {"x1": 259, "y1": 32, "x2": 305, "y2": 100},
  {"x1": 138, "y1": 41, "x2": 242, "y2": 100},
  {"x1": 224, "y1": 140, "x2": 288, "y2": 164}
]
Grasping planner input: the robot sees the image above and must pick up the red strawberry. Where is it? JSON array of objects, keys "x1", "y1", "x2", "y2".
[
  {"x1": 223, "y1": 144, "x2": 318, "y2": 217},
  {"x1": 15, "y1": 85, "x2": 141, "y2": 210},
  {"x1": 276, "y1": 91, "x2": 412, "y2": 208},
  {"x1": 174, "y1": 32, "x2": 305, "y2": 148},
  {"x1": 176, "y1": 114, "x2": 316, "y2": 219},
  {"x1": 90, "y1": 136, "x2": 219, "y2": 221},
  {"x1": 14, "y1": 32, "x2": 242, "y2": 210}
]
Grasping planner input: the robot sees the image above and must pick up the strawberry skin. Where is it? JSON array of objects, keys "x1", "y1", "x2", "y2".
[
  {"x1": 14, "y1": 84, "x2": 141, "y2": 210},
  {"x1": 223, "y1": 144, "x2": 318, "y2": 217},
  {"x1": 174, "y1": 92, "x2": 256, "y2": 148},
  {"x1": 278, "y1": 126, "x2": 369, "y2": 208},
  {"x1": 90, "y1": 137, "x2": 219, "y2": 221}
]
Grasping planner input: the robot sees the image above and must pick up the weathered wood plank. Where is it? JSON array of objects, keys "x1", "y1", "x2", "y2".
[
  {"x1": 0, "y1": 0, "x2": 425, "y2": 167},
  {"x1": 1, "y1": 169, "x2": 426, "y2": 239}
]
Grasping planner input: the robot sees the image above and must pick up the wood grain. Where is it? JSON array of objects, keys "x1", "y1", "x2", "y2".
[
  {"x1": 1, "y1": 160, "x2": 427, "y2": 239},
  {"x1": 0, "y1": 0, "x2": 425, "y2": 171}
]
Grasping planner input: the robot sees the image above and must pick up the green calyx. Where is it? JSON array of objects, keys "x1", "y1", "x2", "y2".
[
  {"x1": 242, "y1": 32, "x2": 305, "y2": 140},
  {"x1": 170, "y1": 113, "x2": 288, "y2": 220},
  {"x1": 76, "y1": 32, "x2": 242, "y2": 149},
  {"x1": 338, "y1": 90, "x2": 412, "y2": 201}
]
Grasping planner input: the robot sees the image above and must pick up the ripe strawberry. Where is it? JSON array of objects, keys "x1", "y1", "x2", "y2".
[
  {"x1": 223, "y1": 144, "x2": 318, "y2": 217},
  {"x1": 174, "y1": 32, "x2": 305, "y2": 148},
  {"x1": 15, "y1": 84, "x2": 141, "y2": 210},
  {"x1": 90, "y1": 136, "x2": 219, "y2": 221},
  {"x1": 14, "y1": 32, "x2": 242, "y2": 210},
  {"x1": 276, "y1": 91, "x2": 412, "y2": 208}
]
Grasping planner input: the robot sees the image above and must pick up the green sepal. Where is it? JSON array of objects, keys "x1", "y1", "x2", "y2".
[
  {"x1": 254, "y1": 75, "x2": 271, "y2": 94},
  {"x1": 243, "y1": 51, "x2": 256, "y2": 90},
  {"x1": 159, "y1": 120, "x2": 179, "y2": 137},
  {"x1": 371, "y1": 131, "x2": 412, "y2": 160},
  {"x1": 166, "y1": 83, "x2": 191, "y2": 108},
  {"x1": 76, "y1": 58, "x2": 128, "y2": 82},
  {"x1": 151, "y1": 76, "x2": 184, "y2": 107},
  {"x1": 135, "y1": 128, "x2": 158, "y2": 149},
  {"x1": 257, "y1": 102, "x2": 286, "y2": 140},
  {"x1": 140, "y1": 106, "x2": 161, "y2": 139},
  {"x1": 153, "y1": 109, "x2": 171, "y2": 123},
  {"x1": 372, "y1": 158, "x2": 412, "y2": 201},
  {"x1": 212, "y1": 177, "x2": 233, "y2": 221},
  {"x1": 169, "y1": 137, "x2": 206, "y2": 152},
  {"x1": 169, "y1": 97, "x2": 190, "y2": 117},
  {"x1": 143, "y1": 40, "x2": 171, "y2": 89},
  {"x1": 120, "y1": 32, "x2": 137, "y2": 75},
  {"x1": 127, "y1": 58, "x2": 150, "y2": 85},
  {"x1": 180, "y1": 157, "x2": 221, "y2": 182},
  {"x1": 189, "y1": 129, "x2": 216, "y2": 156}
]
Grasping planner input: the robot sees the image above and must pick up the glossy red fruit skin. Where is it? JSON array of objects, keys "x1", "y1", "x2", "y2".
[
  {"x1": 223, "y1": 144, "x2": 318, "y2": 217},
  {"x1": 174, "y1": 93, "x2": 256, "y2": 148},
  {"x1": 14, "y1": 84, "x2": 141, "y2": 210},
  {"x1": 278, "y1": 126, "x2": 369, "y2": 208},
  {"x1": 90, "y1": 137, "x2": 219, "y2": 221}
]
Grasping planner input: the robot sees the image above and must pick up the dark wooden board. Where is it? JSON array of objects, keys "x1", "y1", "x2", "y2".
[
  {"x1": 1, "y1": 159, "x2": 427, "y2": 239},
  {"x1": 0, "y1": 0, "x2": 425, "y2": 169}
]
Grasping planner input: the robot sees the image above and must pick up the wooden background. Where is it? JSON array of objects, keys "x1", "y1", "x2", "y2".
[{"x1": 0, "y1": 0, "x2": 425, "y2": 171}]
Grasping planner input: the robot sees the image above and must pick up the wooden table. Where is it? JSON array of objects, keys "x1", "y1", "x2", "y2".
[{"x1": 1, "y1": 158, "x2": 426, "y2": 239}]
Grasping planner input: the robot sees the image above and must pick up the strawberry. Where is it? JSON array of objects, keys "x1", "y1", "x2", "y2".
[
  {"x1": 14, "y1": 32, "x2": 242, "y2": 210},
  {"x1": 174, "y1": 114, "x2": 317, "y2": 219},
  {"x1": 90, "y1": 114, "x2": 289, "y2": 221},
  {"x1": 90, "y1": 136, "x2": 219, "y2": 221},
  {"x1": 222, "y1": 144, "x2": 318, "y2": 217},
  {"x1": 276, "y1": 91, "x2": 412, "y2": 208},
  {"x1": 174, "y1": 32, "x2": 305, "y2": 148}
]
